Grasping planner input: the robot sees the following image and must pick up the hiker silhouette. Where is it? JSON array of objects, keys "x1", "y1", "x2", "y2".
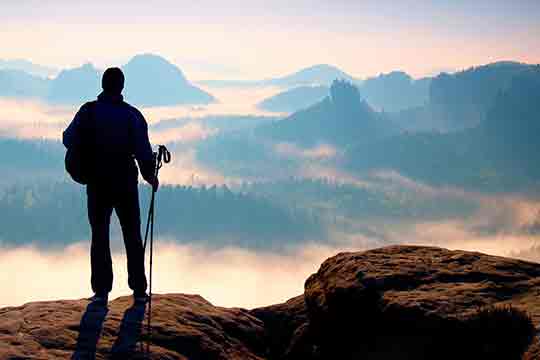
[{"x1": 63, "y1": 67, "x2": 158, "y2": 303}]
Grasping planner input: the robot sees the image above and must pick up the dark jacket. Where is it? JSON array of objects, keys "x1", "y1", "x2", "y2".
[{"x1": 63, "y1": 92, "x2": 155, "y2": 186}]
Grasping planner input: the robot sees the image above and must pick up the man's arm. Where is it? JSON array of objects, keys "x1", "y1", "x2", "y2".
[{"x1": 132, "y1": 109, "x2": 157, "y2": 187}]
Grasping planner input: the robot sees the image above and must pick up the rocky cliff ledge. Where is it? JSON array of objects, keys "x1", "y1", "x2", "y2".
[{"x1": 1, "y1": 245, "x2": 540, "y2": 359}]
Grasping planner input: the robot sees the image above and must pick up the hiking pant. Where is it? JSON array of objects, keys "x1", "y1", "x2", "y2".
[{"x1": 87, "y1": 182, "x2": 147, "y2": 295}]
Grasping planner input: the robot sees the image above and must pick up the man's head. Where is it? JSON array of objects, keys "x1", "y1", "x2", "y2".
[{"x1": 102, "y1": 67, "x2": 125, "y2": 95}]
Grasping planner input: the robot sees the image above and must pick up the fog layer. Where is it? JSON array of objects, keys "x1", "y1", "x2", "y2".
[{"x1": 0, "y1": 242, "x2": 338, "y2": 309}]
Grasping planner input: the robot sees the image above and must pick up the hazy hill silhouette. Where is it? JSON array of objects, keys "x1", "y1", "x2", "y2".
[
  {"x1": 429, "y1": 61, "x2": 530, "y2": 114},
  {"x1": 477, "y1": 66, "x2": 540, "y2": 176},
  {"x1": 0, "y1": 54, "x2": 215, "y2": 106},
  {"x1": 346, "y1": 65, "x2": 540, "y2": 191},
  {"x1": 361, "y1": 71, "x2": 431, "y2": 112},
  {"x1": 122, "y1": 54, "x2": 215, "y2": 106},
  {"x1": 196, "y1": 81, "x2": 399, "y2": 179},
  {"x1": 393, "y1": 61, "x2": 535, "y2": 132},
  {"x1": 47, "y1": 63, "x2": 101, "y2": 104},
  {"x1": 0, "y1": 69, "x2": 49, "y2": 99},
  {"x1": 0, "y1": 58, "x2": 58, "y2": 78},
  {"x1": 256, "y1": 80, "x2": 397, "y2": 146},
  {"x1": 200, "y1": 64, "x2": 357, "y2": 88},
  {"x1": 257, "y1": 85, "x2": 329, "y2": 113},
  {"x1": 256, "y1": 71, "x2": 431, "y2": 114},
  {"x1": 265, "y1": 64, "x2": 356, "y2": 87}
]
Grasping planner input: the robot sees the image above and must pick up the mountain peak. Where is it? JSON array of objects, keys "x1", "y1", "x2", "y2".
[
  {"x1": 41, "y1": 55, "x2": 215, "y2": 106},
  {"x1": 122, "y1": 54, "x2": 215, "y2": 106},
  {"x1": 79, "y1": 63, "x2": 98, "y2": 71},
  {"x1": 487, "y1": 60, "x2": 527, "y2": 67},
  {"x1": 126, "y1": 53, "x2": 176, "y2": 67},
  {"x1": 267, "y1": 64, "x2": 356, "y2": 87},
  {"x1": 301, "y1": 63, "x2": 345, "y2": 72},
  {"x1": 124, "y1": 53, "x2": 187, "y2": 82},
  {"x1": 47, "y1": 63, "x2": 101, "y2": 104},
  {"x1": 370, "y1": 70, "x2": 412, "y2": 81}
]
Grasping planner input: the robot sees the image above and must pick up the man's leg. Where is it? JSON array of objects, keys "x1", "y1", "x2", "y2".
[
  {"x1": 115, "y1": 183, "x2": 148, "y2": 294},
  {"x1": 87, "y1": 185, "x2": 114, "y2": 295}
]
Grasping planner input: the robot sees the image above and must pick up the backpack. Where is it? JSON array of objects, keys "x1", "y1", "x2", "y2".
[{"x1": 65, "y1": 102, "x2": 96, "y2": 185}]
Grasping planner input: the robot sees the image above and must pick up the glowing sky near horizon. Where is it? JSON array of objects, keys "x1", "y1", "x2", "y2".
[{"x1": 1, "y1": 0, "x2": 539, "y2": 80}]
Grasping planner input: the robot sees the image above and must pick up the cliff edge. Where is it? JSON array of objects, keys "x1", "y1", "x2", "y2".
[{"x1": 1, "y1": 245, "x2": 539, "y2": 359}]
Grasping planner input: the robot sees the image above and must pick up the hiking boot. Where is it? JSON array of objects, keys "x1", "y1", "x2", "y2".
[
  {"x1": 89, "y1": 293, "x2": 108, "y2": 305},
  {"x1": 133, "y1": 291, "x2": 149, "y2": 304}
]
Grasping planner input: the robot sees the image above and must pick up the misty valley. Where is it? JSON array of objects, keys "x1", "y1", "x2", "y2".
[{"x1": 1, "y1": 55, "x2": 540, "y2": 311}]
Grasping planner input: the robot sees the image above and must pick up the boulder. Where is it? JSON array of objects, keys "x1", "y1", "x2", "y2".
[
  {"x1": 305, "y1": 245, "x2": 539, "y2": 359},
  {"x1": 250, "y1": 295, "x2": 315, "y2": 359}
]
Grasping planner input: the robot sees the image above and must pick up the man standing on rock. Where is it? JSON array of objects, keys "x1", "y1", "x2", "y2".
[{"x1": 63, "y1": 68, "x2": 158, "y2": 305}]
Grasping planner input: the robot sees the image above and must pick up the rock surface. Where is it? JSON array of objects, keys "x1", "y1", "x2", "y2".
[
  {"x1": 0, "y1": 294, "x2": 266, "y2": 359},
  {"x1": 1, "y1": 245, "x2": 540, "y2": 359},
  {"x1": 250, "y1": 295, "x2": 314, "y2": 359},
  {"x1": 305, "y1": 245, "x2": 540, "y2": 359}
]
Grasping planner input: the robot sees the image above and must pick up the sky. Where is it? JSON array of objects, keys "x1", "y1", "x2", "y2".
[{"x1": 1, "y1": 0, "x2": 539, "y2": 80}]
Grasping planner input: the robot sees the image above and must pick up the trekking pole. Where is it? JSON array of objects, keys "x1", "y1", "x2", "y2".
[{"x1": 143, "y1": 145, "x2": 171, "y2": 354}]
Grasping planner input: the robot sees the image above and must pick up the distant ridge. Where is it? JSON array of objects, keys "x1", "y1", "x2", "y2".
[
  {"x1": 47, "y1": 63, "x2": 101, "y2": 105},
  {"x1": 256, "y1": 80, "x2": 397, "y2": 146},
  {"x1": 346, "y1": 65, "x2": 540, "y2": 191},
  {"x1": 264, "y1": 64, "x2": 357, "y2": 86},
  {"x1": 122, "y1": 54, "x2": 215, "y2": 106},
  {"x1": 256, "y1": 70, "x2": 432, "y2": 114},
  {"x1": 257, "y1": 85, "x2": 329, "y2": 113},
  {"x1": 199, "y1": 64, "x2": 357, "y2": 88},
  {"x1": 0, "y1": 54, "x2": 216, "y2": 107},
  {"x1": 419, "y1": 60, "x2": 533, "y2": 131},
  {"x1": 361, "y1": 71, "x2": 431, "y2": 112},
  {"x1": 0, "y1": 69, "x2": 50, "y2": 99},
  {"x1": 0, "y1": 58, "x2": 58, "y2": 78}
]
